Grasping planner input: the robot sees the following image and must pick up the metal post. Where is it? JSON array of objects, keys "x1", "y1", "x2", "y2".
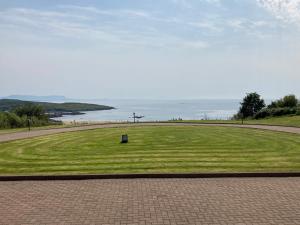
[
  {"x1": 27, "y1": 118, "x2": 31, "y2": 131},
  {"x1": 241, "y1": 113, "x2": 244, "y2": 125}
]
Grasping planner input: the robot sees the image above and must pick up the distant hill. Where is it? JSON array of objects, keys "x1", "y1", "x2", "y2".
[
  {"x1": 3, "y1": 95, "x2": 68, "y2": 102},
  {"x1": 0, "y1": 99, "x2": 114, "y2": 117}
]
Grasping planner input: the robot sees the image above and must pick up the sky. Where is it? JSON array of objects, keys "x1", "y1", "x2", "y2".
[{"x1": 0, "y1": 0, "x2": 300, "y2": 99}]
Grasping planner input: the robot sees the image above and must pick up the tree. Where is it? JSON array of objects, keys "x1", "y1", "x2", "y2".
[
  {"x1": 238, "y1": 93, "x2": 265, "y2": 118},
  {"x1": 268, "y1": 95, "x2": 298, "y2": 108},
  {"x1": 14, "y1": 104, "x2": 46, "y2": 120},
  {"x1": 282, "y1": 95, "x2": 298, "y2": 107}
]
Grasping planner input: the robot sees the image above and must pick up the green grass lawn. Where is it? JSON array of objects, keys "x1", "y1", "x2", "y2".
[
  {"x1": 174, "y1": 115, "x2": 300, "y2": 128},
  {"x1": 0, "y1": 126, "x2": 299, "y2": 175}
]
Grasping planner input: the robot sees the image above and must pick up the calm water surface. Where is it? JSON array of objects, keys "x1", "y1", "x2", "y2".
[{"x1": 55, "y1": 99, "x2": 240, "y2": 122}]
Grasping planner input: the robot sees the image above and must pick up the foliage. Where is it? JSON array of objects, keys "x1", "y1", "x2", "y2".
[
  {"x1": 253, "y1": 108, "x2": 270, "y2": 119},
  {"x1": 0, "y1": 104, "x2": 61, "y2": 129},
  {"x1": 0, "y1": 112, "x2": 24, "y2": 128},
  {"x1": 232, "y1": 112, "x2": 243, "y2": 120},
  {"x1": 0, "y1": 99, "x2": 114, "y2": 113},
  {"x1": 254, "y1": 107, "x2": 298, "y2": 119},
  {"x1": 234, "y1": 94, "x2": 299, "y2": 120},
  {"x1": 5, "y1": 112, "x2": 24, "y2": 128},
  {"x1": 14, "y1": 103, "x2": 46, "y2": 119},
  {"x1": 268, "y1": 95, "x2": 298, "y2": 108},
  {"x1": 253, "y1": 94, "x2": 299, "y2": 119},
  {"x1": 237, "y1": 93, "x2": 265, "y2": 118}
]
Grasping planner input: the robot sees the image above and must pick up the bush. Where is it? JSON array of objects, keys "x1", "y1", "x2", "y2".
[
  {"x1": 232, "y1": 112, "x2": 243, "y2": 120},
  {"x1": 0, "y1": 106, "x2": 57, "y2": 129},
  {"x1": 254, "y1": 109, "x2": 271, "y2": 119},
  {"x1": 0, "y1": 113, "x2": 10, "y2": 128},
  {"x1": 5, "y1": 112, "x2": 23, "y2": 128},
  {"x1": 282, "y1": 95, "x2": 298, "y2": 108},
  {"x1": 14, "y1": 104, "x2": 46, "y2": 120},
  {"x1": 268, "y1": 95, "x2": 298, "y2": 108},
  {"x1": 254, "y1": 107, "x2": 297, "y2": 119},
  {"x1": 272, "y1": 107, "x2": 297, "y2": 117}
]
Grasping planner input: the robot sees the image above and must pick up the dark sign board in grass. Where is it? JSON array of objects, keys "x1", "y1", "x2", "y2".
[{"x1": 0, "y1": 126, "x2": 299, "y2": 175}]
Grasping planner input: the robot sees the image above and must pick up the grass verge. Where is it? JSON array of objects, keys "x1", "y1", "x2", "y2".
[{"x1": 172, "y1": 115, "x2": 300, "y2": 128}]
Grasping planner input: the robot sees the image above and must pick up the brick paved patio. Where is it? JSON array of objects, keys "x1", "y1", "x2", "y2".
[{"x1": 0, "y1": 178, "x2": 299, "y2": 225}]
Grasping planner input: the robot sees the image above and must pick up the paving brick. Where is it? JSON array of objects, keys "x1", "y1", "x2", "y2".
[{"x1": 0, "y1": 178, "x2": 299, "y2": 225}]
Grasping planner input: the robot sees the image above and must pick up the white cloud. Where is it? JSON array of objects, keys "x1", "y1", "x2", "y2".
[
  {"x1": 188, "y1": 21, "x2": 223, "y2": 32},
  {"x1": 59, "y1": 5, "x2": 151, "y2": 19},
  {"x1": 227, "y1": 19, "x2": 245, "y2": 30},
  {"x1": 183, "y1": 40, "x2": 209, "y2": 48},
  {"x1": 58, "y1": 5, "x2": 102, "y2": 14},
  {"x1": 3, "y1": 7, "x2": 90, "y2": 21},
  {"x1": 226, "y1": 17, "x2": 275, "y2": 30},
  {"x1": 0, "y1": 3, "x2": 282, "y2": 51},
  {"x1": 170, "y1": 0, "x2": 221, "y2": 8},
  {"x1": 170, "y1": 0, "x2": 192, "y2": 8},
  {"x1": 203, "y1": 0, "x2": 221, "y2": 5},
  {"x1": 0, "y1": 6, "x2": 210, "y2": 50},
  {"x1": 0, "y1": 7, "x2": 137, "y2": 45},
  {"x1": 257, "y1": 0, "x2": 300, "y2": 24}
]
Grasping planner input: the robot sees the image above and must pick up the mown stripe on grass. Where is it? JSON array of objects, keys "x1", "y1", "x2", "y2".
[{"x1": 0, "y1": 126, "x2": 299, "y2": 175}]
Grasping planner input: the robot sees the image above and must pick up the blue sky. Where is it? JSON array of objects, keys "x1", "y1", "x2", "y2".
[{"x1": 0, "y1": 0, "x2": 300, "y2": 99}]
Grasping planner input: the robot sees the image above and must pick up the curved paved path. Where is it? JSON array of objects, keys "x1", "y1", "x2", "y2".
[
  {"x1": 1, "y1": 178, "x2": 299, "y2": 225},
  {"x1": 0, "y1": 122, "x2": 299, "y2": 143}
]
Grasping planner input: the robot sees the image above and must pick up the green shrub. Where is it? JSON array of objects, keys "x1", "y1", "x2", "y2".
[
  {"x1": 272, "y1": 107, "x2": 297, "y2": 117},
  {"x1": 255, "y1": 107, "x2": 297, "y2": 119},
  {"x1": 254, "y1": 109, "x2": 271, "y2": 119},
  {"x1": 268, "y1": 95, "x2": 298, "y2": 108},
  {"x1": 0, "y1": 113, "x2": 10, "y2": 128},
  {"x1": 0, "y1": 106, "x2": 57, "y2": 129},
  {"x1": 14, "y1": 104, "x2": 46, "y2": 120},
  {"x1": 5, "y1": 112, "x2": 23, "y2": 128}
]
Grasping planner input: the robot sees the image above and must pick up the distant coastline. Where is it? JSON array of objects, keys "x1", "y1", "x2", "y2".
[{"x1": 0, "y1": 99, "x2": 115, "y2": 118}]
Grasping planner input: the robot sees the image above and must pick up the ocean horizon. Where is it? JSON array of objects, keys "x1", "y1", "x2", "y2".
[{"x1": 54, "y1": 99, "x2": 241, "y2": 122}]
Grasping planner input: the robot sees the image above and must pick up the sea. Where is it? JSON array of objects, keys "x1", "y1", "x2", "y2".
[{"x1": 54, "y1": 99, "x2": 240, "y2": 122}]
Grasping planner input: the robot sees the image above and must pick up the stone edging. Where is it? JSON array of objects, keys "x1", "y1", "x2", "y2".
[{"x1": 0, "y1": 172, "x2": 300, "y2": 181}]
